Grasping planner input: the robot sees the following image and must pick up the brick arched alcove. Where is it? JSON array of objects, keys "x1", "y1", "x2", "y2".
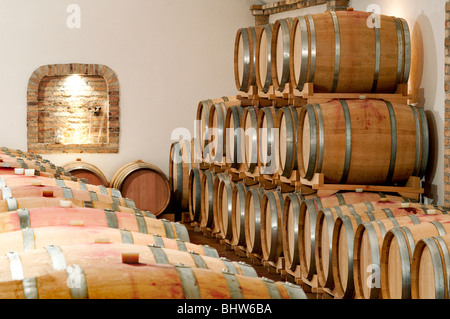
[{"x1": 27, "y1": 63, "x2": 119, "y2": 153}]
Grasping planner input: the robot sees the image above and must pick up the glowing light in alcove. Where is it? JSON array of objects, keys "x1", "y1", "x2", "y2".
[
  {"x1": 60, "y1": 74, "x2": 93, "y2": 145},
  {"x1": 64, "y1": 74, "x2": 86, "y2": 97}
]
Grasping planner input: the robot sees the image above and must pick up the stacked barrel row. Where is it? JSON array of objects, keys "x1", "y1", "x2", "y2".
[
  {"x1": 234, "y1": 8, "x2": 411, "y2": 95},
  {"x1": 296, "y1": 194, "x2": 450, "y2": 299},
  {"x1": 0, "y1": 146, "x2": 306, "y2": 299},
  {"x1": 167, "y1": 8, "x2": 446, "y2": 300},
  {"x1": 181, "y1": 160, "x2": 450, "y2": 299}
]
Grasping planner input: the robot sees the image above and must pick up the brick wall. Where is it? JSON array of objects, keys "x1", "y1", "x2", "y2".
[
  {"x1": 446, "y1": 1, "x2": 450, "y2": 206},
  {"x1": 27, "y1": 63, "x2": 119, "y2": 154},
  {"x1": 251, "y1": 0, "x2": 348, "y2": 26}
]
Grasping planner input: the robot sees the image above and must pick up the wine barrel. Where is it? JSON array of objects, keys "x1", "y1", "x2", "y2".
[
  {"x1": 271, "y1": 18, "x2": 294, "y2": 92},
  {"x1": 217, "y1": 177, "x2": 236, "y2": 241},
  {"x1": 261, "y1": 190, "x2": 285, "y2": 263},
  {"x1": 62, "y1": 159, "x2": 108, "y2": 186},
  {"x1": 2, "y1": 166, "x2": 63, "y2": 179},
  {"x1": 0, "y1": 156, "x2": 66, "y2": 179},
  {"x1": 208, "y1": 102, "x2": 228, "y2": 164},
  {"x1": 380, "y1": 218, "x2": 450, "y2": 299},
  {"x1": 0, "y1": 185, "x2": 135, "y2": 208},
  {"x1": 110, "y1": 161, "x2": 170, "y2": 216},
  {"x1": 277, "y1": 105, "x2": 301, "y2": 177},
  {"x1": 282, "y1": 191, "x2": 316, "y2": 273},
  {"x1": 0, "y1": 243, "x2": 257, "y2": 284},
  {"x1": 188, "y1": 167, "x2": 203, "y2": 223},
  {"x1": 316, "y1": 202, "x2": 447, "y2": 291},
  {"x1": 0, "y1": 174, "x2": 121, "y2": 198},
  {"x1": 231, "y1": 183, "x2": 249, "y2": 247},
  {"x1": 208, "y1": 101, "x2": 241, "y2": 165},
  {"x1": 234, "y1": 27, "x2": 261, "y2": 92},
  {"x1": 290, "y1": 10, "x2": 411, "y2": 93},
  {"x1": 224, "y1": 104, "x2": 245, "y2": 170},
  {"x1": 299, "y1": 192, "x2": 406, "y2": 282},
  {"x1": 411, "y1": 234, "x2": 450, "y2": 299},
  {"x1": 242, "y1": 105, "x2": 260, "y2": 173},
  {"x1": 0, "y1": 147, "x2": 40, "y2": 159},
  {"x1": 258, "y1": 106, "x2": 279, "y2": 175},
  {"x1": 0, "y1": 206, "x2": 189, "y2": 241},
  {"x1": 244, "y1": 186, "x2": 267, "y2": 255},
  {"x1": 212, "y1": 172, "x2": 230, "y2": 235},
  {"x1": 169, "y1": 139, "x2": 196, "y2": 211},
  {"x1": 297, "y1": 100, "x2": 429, "y2": 184},
  {"x1": 0, "y1": 261, "x2": 307, "y2": 299},
  {"x1": 352, "y1": 213, "x2": 450, "y2": 299},
  {"x1": 255, "y1": 23, "x2": 274, "y2": 93},
  {"x1": 196, "y1": 97, "x2": 237, "y2": 162},
  {"x1": 333, "y1": 210, "x2": 449, "y2": 299},
  {"x1": 199, "y1": 170, "x2": 216, "y2": 229},
  {"x1": 0, "y1": 196, "x2": 141, "y2": 216},
  {"x1": 0, "y1": 226, "x2": 217, "y2": 257}
]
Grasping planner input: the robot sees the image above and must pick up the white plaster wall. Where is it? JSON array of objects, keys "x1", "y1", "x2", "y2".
[{"x1": 0, "y1": 0, "x2": 254, "y2": 181}]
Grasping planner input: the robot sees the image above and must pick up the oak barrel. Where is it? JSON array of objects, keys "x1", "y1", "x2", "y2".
[
  {"x1": 224, "y1": 104, "x2": 245, "y2": 170},
  {"x1": 281, "y1": 191, "x2": 316, "y2": 273},
  {"x1": 380, "y1": 217, "x2": 450, "y2": 299},
  {"x1": 0, "y1": 184, "x2": 134, "y2": 208},
  {"x1": 231, "y1": 183, "x2": 249, "y2": 247},
  {"x1": 0, "y1": 206, "x2": 189, "y2": 241},
  {"x1": 271, "y1": 18, "x2": 293, "y2": 92},
  {"x1": 290, "y1": 10, "x2": 411, "y2": 93},
  {"x1": 208, "y1": 101, "x2": 241, "y2": 165},
  {"x1": 316, "y1": 202, "x2": 446, "y2": 291},
  {"x1": 196, "y1": 97, "x2": 237, "y2": 161},
  {"x1": 212, "y1": 172, "x2": 231, "y2": 236},
  {"x1": 353, "y1": 206, "x2": 449, "y2": 299},
  {"x1": 0, "y1": 174, "x2": 121, "y2": 198},
  {"x1": 0, "y1": 226, "x2": 216, "y2": 257},
  {"x1": 333, "y1": 210, "x2": 449, "y2": 299},
  {"x1": 261, "y1": 190, "x2": 285, "y2": 263},
  {"x1": 62, "y1": 159, "x2": 109, "y2": 186},
  {"x1": 299, "y1": 192, "x2": 405, "y2": 281},
  {"x1": 0, "y1": 156, "x2": 65, "y2": 179},
  {"x1": 277, "y1": 105, "x2": 301, "y2": 178},
  {"x1": 200, "y1": 170, "x2": 216, "y2": 229},
  {"x1": 169, "y1": 139, "x2": 196, "y2": 211},
  {"x1": 110, "y1": 160, "x2": 170, "y2": 216},
  {"x1": 242, "y1": 105, "x2": 260, "y2": 173},
  {"x1": 255, "y1": 23, "x2": 274, "y2": 93},
  {"x1": 188, "y1": 167, "x2": 203, "y2": 223},
  {"x1": 244, "y1": 186, "x2": 267, "y2": 255},
  {"x1": 0, "y1": 196, "x2": 140, "y2": 215},
  {"x1": 297, "y1": 100, "x2": 429, "y2": 184},
  {"x1": 0, "y1": 243, "x2": 257, "y2": 284},
  {"x1": 234, "y1": 27, "x2": 261, "y2": 92},
  {"x1": 258, "y1": 106, "x2": 279, "y2": 175},
  {"x1": 411, "y1": 234, "x2": 450, "y2": 299},
  {"x1": 0, "y1": 261, "x2": 306, "y2": 299},
  {"x1": 216, "y1": 177, "x2": 235, "y2": 241}
]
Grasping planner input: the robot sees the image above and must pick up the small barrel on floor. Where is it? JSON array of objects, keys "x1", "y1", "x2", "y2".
[
  {"x1": 110, "y1": 160, "x2": 171, "y2": 217},
  {"x1": 62, "y1": 159, "x2": 109, "y2": 187}
]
